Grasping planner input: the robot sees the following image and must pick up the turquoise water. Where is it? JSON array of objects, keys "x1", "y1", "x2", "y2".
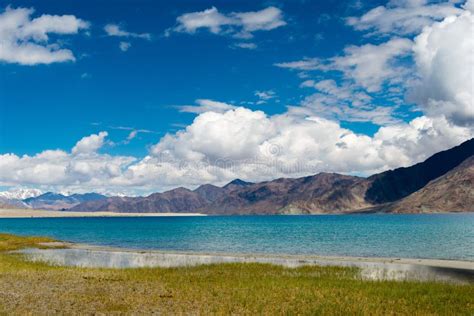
[{"x1": 1, "y1": 214, "x2": 473, "y2": 260}]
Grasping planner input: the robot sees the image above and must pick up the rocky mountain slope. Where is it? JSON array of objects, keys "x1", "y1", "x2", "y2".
[
  {"x1": 0, "y1": 197, "x2": 30, "y2": 209},
  {"x1": 365, "y1": 138, "x2": 474, "y2": 204},
  {"x1": 205, "y1": 173, "x2": 371, "y2": 214},
  {"x1": 69, "y1": 138, "x2": 474, "y2": 214},
  {"x1": 382, "y1": 156, "x2": 474, "y2": 213}
]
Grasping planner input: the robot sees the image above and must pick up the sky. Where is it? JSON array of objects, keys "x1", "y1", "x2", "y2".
[{"x1": 0, "y1": 0, "x2": 473, "y2": 196}]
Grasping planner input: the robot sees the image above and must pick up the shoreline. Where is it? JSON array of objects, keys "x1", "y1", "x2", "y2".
[
  {"x1": 0, "y1": 208, "x2": 206, "y2": 218},
  {"x1": 2, "y1": 233, "x2": 473, "y2": 314},
  {"x1": 17, "y1": 241, "x2": 474, "y2": 283},
  {"x1": 1, "y1": 208, "x2": 472, "y2": 218},
  {"x1": 55, "y1": 241, "x2": 474, "y2": 269},
  {"x1": 44, "y1": 241, "x2": 474, "y2": 271}
]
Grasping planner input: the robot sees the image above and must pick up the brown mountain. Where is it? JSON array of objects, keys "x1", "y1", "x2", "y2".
[
  {"x1": 70, "y1": 188, "x2": 208, "y2": 213},
  {"x1": 69, "y1": 138, "x2": 474, "y2": 214},
  {"x1": 364, "y1": 138, "x2": 474, "y2": 203},
  {"x1": 206, "y1": 173, "x2": 371, "y2": 214},
  {"x1": 382, "y1": 156, "x2": 474, "y2": 213}
]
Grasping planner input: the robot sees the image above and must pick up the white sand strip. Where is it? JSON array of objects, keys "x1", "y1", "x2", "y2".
[{"x1": 0, "y1": 209, "x2": 206, "y2": 218}]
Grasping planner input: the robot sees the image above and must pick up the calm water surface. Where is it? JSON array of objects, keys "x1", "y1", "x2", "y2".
[{"x1": 0, "y1": 214, "x2": 473, "y2": 260}]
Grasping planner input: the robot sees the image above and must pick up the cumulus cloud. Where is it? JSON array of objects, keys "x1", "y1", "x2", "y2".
[
  {"x1": 0, "y1": 109, "x2": 472, "y2": 194},
  {"x1": 1, "y1": 2, "x2": 473, "y2": 195},
  {"x1": 177, "y1": 99, "x2": 237, "y2": 114},
  {"x1": 277, "y1": 2, "x2": 473, "y2": 127},
  {"x1": 347, "y1": 1, "x2": 462, "y2": 35},
  {"x1": 465, "y1": 0, "x2": 474, "y2": 12},
  {"x1": 72, "y1": 132, "x2": 109, "y2": 155},
  {"x1": 0, "y1": 6, "x2": 89, "y2": 65},
  {"x1": 167, "y1": 6, "x2": 285, "y2": 38},
  {"x1": 0, "y1": 150, "x2": 132, "y2": 188},
  {"x1": 411, "y1": 9, "x2": 474, "y2": 126},
  {"x1": 171, "y1": 7, "x2": 235, "y2": 34},
  {"x1": 234, "y1": 7, "x2": 286, "y2": 33},
  {"x1": 149, "y1": 108, "x2": 472, "y2": 184}
]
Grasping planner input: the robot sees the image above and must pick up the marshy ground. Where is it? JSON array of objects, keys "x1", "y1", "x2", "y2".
[{"x1": 0, "y1": 233, "x2": 473, "y2": 315}]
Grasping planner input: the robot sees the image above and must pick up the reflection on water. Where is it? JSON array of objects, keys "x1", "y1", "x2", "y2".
[{"x1": 18, "y1": 248, "x2": 474, "y2": 283}]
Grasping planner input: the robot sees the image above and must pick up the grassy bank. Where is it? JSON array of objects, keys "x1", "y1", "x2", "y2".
[{"x1": 0, "y1": 234, "x2": 473, "y2": 315}]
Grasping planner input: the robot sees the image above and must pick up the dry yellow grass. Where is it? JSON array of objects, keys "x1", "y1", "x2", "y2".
[{"x1": 0, "y1": 233, "x2": 473, "y2": 315}]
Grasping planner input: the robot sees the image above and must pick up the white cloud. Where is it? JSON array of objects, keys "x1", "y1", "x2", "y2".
[
  {"x1": 232, "y1": 42, "x2": 257, "y2": 50},
  {"x1": 296, "y1": 79, "x2": 400, "y2": 125},
  {"x1": 465, "y1": 0, "x2": 474, "y2": 12},
  {"x1": 411, "y1": 9, "x2": 474, "y2": 126},
  {"x1": 72, "y1": 132, "x2": 109, "y2": 155},
  {"x1": 234, "y1": 7, "x2": 286, "y2": 32},
  {"x1": 255, "y1": 90, "x2": 276, "y2": 104},
  {"x1": 255, "y1": 90, "x2": 275, "y2": 100},
  {"x1": 171, "y1": 7, "x2": 235, "y2": 34},
  {"x1": 276, "y1": 38, "x2": 413, "y2": 93},
  {"x1": 148, "y1": 108, "x2": 472, "y2": 185},
  {"x1": 1, "y1": 2, "x2": 473, "y2": 195},
  {"x1": 0, "y1": 109, "x2": 471, "y2": 194},
  {"x1": 347, "y1": 1, "x2": 462, "y2": 35},
  {"x1": 177, "y1": 99, "x2": 237, "y2": 114},
  {"x1": 127, "y1": 130, "x2": 138, "y2": 141},
  {"x1": 274, "y1": 58, "x2": 321, "y2": 71},
  {"x1": 104, "y1": 24, "x2": 151, "y2": 40},
  {"x1": 0, "y1": 6, "x2": 89, "y2": 65},
  {"x1": 328, "y1": 38, "x2": 413, "y2": 92},
  {"x1": 167, "y1": 6, "x2": 285, "y2": 38},
  {"x1": 119, "y1": 41, "x2": 131, "y2": 51},
  {"x1": 276, "y1": 2, "x2": 474, "y2": 127}
]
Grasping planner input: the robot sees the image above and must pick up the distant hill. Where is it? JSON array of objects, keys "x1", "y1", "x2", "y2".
[
  {"x1": 24, "y1": 192, "x2": 107, "y2": 210},
  {"x1": 0, "y1": 197, "x2": 30, "y2": 209},
  {"x1": 69, "y1": 138, "x2": 474, "y2": 214}
]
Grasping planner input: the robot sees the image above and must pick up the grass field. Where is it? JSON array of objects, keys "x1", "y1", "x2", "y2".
[{"x1": 0, "y1": 233, "x2": 473, "y2": 315}]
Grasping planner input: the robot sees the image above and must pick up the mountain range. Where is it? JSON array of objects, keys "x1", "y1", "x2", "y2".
[
  {"x1": 68, "y1": 138, "x2": 474, "y2": 214},
  {"x1": 0, "y1": 188, "x2": 43, "y2": 200},
  {"x1": 0, "y1": 192, "x2": 107, "y2": 211}
]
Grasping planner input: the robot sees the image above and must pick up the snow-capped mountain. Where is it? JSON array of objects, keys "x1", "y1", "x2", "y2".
[
  {"x1": 0, "y1": 188, "x2": 43, "y2": 200},
  {"x1": 23, "y1": 192, "x2": 107, "y2": 210}
]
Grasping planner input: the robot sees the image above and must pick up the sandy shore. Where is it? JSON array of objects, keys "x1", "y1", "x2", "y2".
[{"x1": 0, "y1": 208, "x2": 206, "y2": 218}]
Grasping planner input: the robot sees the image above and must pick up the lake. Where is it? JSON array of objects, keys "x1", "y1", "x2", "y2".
[{"x1": 1, "y1": 214, "x2": 473, "y2": 260}]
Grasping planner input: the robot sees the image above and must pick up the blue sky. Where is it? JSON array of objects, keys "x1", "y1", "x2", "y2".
[
  {"x1": 1, "y1": 0, "x2": 402, "y2": 155},
  {"x1": 0, "y1": 0, "x2": 472, "y2": 195}
]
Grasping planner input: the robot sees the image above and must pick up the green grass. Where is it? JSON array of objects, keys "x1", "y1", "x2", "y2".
[
  {"x1": 0, "y1": 233, "x2": 56, "y2": 252},
  {"x1": 0, "y1": 233, "x2": 473, "y2": 315}
]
